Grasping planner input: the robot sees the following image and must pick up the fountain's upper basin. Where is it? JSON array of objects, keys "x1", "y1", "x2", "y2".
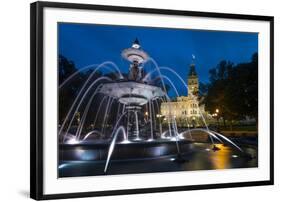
[{"x1": 99, "y1": 81, "x2": 165, "y2": 105}]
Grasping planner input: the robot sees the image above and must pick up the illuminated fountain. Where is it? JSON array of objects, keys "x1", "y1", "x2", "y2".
[
  {"x1": 100, "y1": 39, "x2": 165, "y2": 141},
  {"x1": 59, "y1": 39, "x2": 248, "y2": 174}
]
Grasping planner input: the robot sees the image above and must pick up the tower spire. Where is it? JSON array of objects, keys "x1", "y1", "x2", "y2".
[
  {"x1": 187, "y1": 54, "x2": 199, "y2": 96},
  {"x1": 189, "y1": 55, "x2": 197, "y2": 76}
]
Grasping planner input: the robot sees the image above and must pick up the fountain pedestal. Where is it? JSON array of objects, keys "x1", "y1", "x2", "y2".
[{"x1": 100, "y1": 81, "x2": 165, "y2": 140}]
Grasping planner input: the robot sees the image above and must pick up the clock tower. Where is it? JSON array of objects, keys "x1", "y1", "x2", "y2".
[{"x1": 187, "y1": 56, "x2": 199, "y2": 96}]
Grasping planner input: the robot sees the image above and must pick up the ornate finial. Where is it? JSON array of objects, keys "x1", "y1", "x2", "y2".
[
  {"x1": 132, "y1": 38, "x2": 140, "y2": 49},
  {"x1": 191, "y1": 54, "x2": 196, "y2": 64},
  {"x1": 122, "y1": 38, "x2": 148, "y2": 64},
  {"x1": 192, "y1": 54, "x2": 195, "y2": 60}
]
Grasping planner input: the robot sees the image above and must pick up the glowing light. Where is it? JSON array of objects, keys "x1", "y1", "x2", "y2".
[
  {"x1": 121, "y1": 140, "x2": 131, "y2": 144},
  {"x1": 177, "y1": 134, "x2": 185, "y2": 139},
  {"x1": 232, "y1": 155, "x2": 238, "y2": 158},
  {"x1": 67, "y1": 138, "x2": 80, "y2": 145},
  {"x1": 58, "y1": 164, "x2": 67, "y2": 169},
  {"x1": 205, "y1": 148, "x2": 211, "y2": 151},
  {"x1": 134, "y1": 138, "x2": 142, "y2": 141}
]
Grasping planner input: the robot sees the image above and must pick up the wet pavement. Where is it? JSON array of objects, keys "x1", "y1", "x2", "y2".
[{"x1": 59, "y1": 143, "x2": 257, "y2": 177}]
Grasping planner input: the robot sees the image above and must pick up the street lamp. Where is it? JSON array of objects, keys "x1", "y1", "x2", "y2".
[
  {"x1": 76, "y1": 112, "x2": 81, "y2": 125},
  {"x1": 144, "y1": 111, "x2": 149, "y2": 122},
  {"x1": 156, "y1": 114, "x2": 163, "y2": 135},
  {"x1": 214, "y1": 109, "x2": 219, "y2": 131}
]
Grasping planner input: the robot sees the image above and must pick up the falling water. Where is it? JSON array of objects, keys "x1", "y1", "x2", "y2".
[
  {"x1": 59, "y1": 61, "x2": 123, "y2": 89},
  {"x1": 61, "y1": 77, "x2": 112, "y2": 142}
]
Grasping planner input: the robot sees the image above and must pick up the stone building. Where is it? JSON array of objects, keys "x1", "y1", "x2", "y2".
[{"x1": 161, "y1": 60, "x2": 207, "y2": 127}]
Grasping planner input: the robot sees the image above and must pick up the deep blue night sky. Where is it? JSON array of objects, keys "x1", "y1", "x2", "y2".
[{"x1": 58, "y1": 23, "x2": 258, "y2": 97}]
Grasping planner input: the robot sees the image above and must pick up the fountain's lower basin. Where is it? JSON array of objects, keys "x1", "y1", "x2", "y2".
[
  {"x1": 59, "y1": 139, "x2": 193, "y2": 161},
  {"x1": 58, "y1": 142, "x2": 258, "y2": 177}
]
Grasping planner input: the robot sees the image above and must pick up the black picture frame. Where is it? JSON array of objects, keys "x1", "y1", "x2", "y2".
[{"x1": 30, "y1": 1, "x2": 274, "y2": 200}]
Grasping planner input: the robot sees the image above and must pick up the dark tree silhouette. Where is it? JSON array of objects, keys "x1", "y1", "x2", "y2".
[
  {"x1": 58, "y1": 55, "x2": 102, "y2": 125},
  {"x1": 59, "y1": 55, "x2": 84, "y2": 124},
  {"x1": 203, "y1": 53, "x2": 258, "y2": 129}
]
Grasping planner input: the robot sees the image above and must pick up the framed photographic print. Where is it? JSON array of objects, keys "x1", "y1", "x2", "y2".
[{"x1": 30, "y1": 1, "x2": 274, "y2": 200}]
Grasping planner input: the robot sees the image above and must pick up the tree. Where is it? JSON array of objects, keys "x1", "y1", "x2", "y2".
[
  {"x1": 58, "y1": 55, "x2": 102, "y2": 125},
  {"x1": 59, "y1": 55, "x2": 84, "y2": 123},
  {"x1": 204, "y1": 60, "x2": 235, "y2": 126},
  {"x1": 203, "y1": 53, "x2": 258, "y2": 129},
  {"x1": 226, "y1": 53, "x2": 258, "y2": 125}
]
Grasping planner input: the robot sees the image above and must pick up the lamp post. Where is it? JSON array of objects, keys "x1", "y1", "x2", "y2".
[
  {"x1": 156, "y1": 114, "x2": 163, "y2": 136},
  {"x1": 76, "y1": 112, "x2": 81, "y2": 125},
  {"x1": 215, "y1": 108, "x2": 219, "y2": 132},
  {"x1": 144, "y1": 111, "x2": 148, "y2": 121}
]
